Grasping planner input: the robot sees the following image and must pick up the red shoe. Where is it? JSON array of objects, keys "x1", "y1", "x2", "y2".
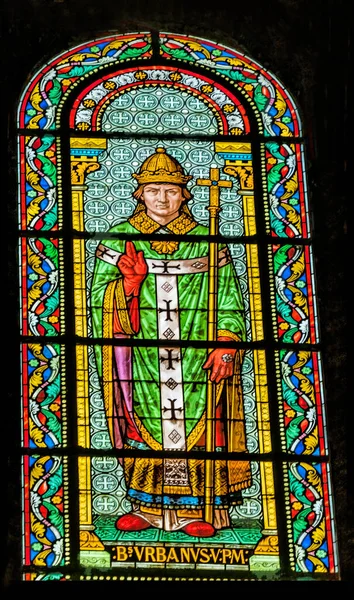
[
  {"x1": 182, "y1": 521, "x2": 216, "y2": 537},
  {"x1": 116, "y1": 513, "x2": 151, "y2": 531}
]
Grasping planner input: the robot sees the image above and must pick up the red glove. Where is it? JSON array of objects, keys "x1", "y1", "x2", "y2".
[
  {"x1": 117, "y1": 241, "x2": 148, "y2": 297},
  {"x1": 202, "y1": 336, "x2": 237, "y2": 384}
]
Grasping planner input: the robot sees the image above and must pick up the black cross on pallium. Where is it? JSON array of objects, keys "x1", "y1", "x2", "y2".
[
  {"x1": 160, "y1": 349, "x2": 180, "y2": 370},
  {"x1": 219, "y1": 246, "x2": 231, "y2": 264},
  {"x1": 152, "y1": 261, "x2": 181, "y2": 274},
  {"x1": 163, "y1": 398, "x2": 182, "y2": 421},
  {"x1": 158, "y1": 299, "x2": 177, "y2": 322},
  {"x1": 97, "y1": 245, "x2": 117, "y2": 261}
]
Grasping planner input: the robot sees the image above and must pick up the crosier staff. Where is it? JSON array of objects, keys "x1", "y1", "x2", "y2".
[{"x1": 196, "y1": 168, "x2": 232, "y2": 525}]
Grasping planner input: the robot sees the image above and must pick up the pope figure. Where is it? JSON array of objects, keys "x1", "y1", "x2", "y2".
[{"x1": 91, "y1": 147, "x2": 251, "y2": 538}]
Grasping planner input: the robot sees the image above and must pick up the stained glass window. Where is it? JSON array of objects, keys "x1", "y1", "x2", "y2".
[{"x1": 17, "y1": 31, "x2": 340, "y2": 582}]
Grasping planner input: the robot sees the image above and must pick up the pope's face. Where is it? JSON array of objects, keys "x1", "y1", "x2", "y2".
[{"x1": 142, "y1": 184, "x2": 184, "y2": 224}]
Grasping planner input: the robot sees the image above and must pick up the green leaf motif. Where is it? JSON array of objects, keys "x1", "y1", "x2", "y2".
[
  {"x1": 276, "y1": 298, "x2": 295, "y2": 324},
  {"x1": 161, "y1": 44, "x2": 193, "y2": 61},
  {"x1": 267, "y1": 163, "x2": 284, "y2": 192},
  {"x1": 39, "y1": 136, "x2": 55, "y2": 153},
  {"x1": 293, "y1": 508, "x2": 312, "y2": 540},
  {"x1": 40, "y1": 238, "x2": 58, "y2": 263},
  {"x1": 283, "y1": 385, "x2": 303, "y2": 412},
  {"x1": 286, "y1": 416, "x2": 302, "y2": 447},
  {"x1": 43, "y1": 501, "x2": 64, "y2": 536},
  {"x1": 223, "y1": 69, "x2": 247, "y2": 83},
  {"x1": 270, "y1": 210, "x2": 286, "y2": 237},
  {"x1": 47, "y1": 79, "x2": 62, "y2": 105},
  {"x1": 282, "y1": 327, "x2": 298, "y2": 343},
  {"x1": 253, "y1": 83, "x2": 269, "y2": 111},
  {"x1": 41, "y1": 156, "x2": 57, "y2": 184},
  {"x1": 119, "y1": 47, "x2": 148, "y2": 59},
  {"x1": 42, "y1": 290, "x2": 59, "y2": 318},
  {"x1": 40, "y1": 321, "x2": 58, "y2": 336},
  {"x1": 41, "y1": 409, "x2": 61, "y2": 439},
  {"x1": 289, "y1": 475, "x2": 309, "y2": 505},
  {"x1": 265, "y1": 142, "x2": 282, "y2": 159},
  {"x1": 43, "y1": 207, "x2": 58, "y2": 229},
  {"x1": 43, "y1": 468, "x2": 62, "y2": 499},
  {"x1": 42, "y1": 380, "x2": 60, "y2": 404},
  {"x1": 273, "y1": 245, "x2": 290, "y2": 271},
  {"x1": 66, "y1": 65, "x2": 86, "y2": 77}
]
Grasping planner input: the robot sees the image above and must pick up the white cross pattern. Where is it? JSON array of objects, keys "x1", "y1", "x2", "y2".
[{"x1": 135, "y1": 113, "x2": 158, "y2": 126}]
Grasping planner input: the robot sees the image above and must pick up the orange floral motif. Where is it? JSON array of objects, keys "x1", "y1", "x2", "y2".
[
  {"x1": 244, "y1": 84, "x2": 254, "y2": 91},
  {"x1": 49, "y1": 403, "x2": 60, "y2": 412},
  {"x1": 223, "y1": 103, "x2": 235, "y2": 113},
  {"x1": 103, "y1": 80, "x2": 116, "y2": 90},
  {"x1": 201, "y1": 84, "x2": 214, "y2": 94},
  {"x1": 45, "y1": 150, "x2": 55, "y2": 158},
  {"x1": 230, "y1": 127, "x2": 243, "y2": 135},
  {"x1": 268, "y1": 157, "x2": 277, "y2": 165},
  {"x1": 48, "y1": 315, "x2": 59, "y2": 323},
  {"x1": 169, "y1": 72, "x2": 182, "y2": 82},
  {"x1": 279, "y1": 322, "x2": 290, "y2": 330},
  {"x1": 77, "y1": 122, "x2": 90, "y2": 131},
  {"x1": 51, "y1": 495, "x2": 63, "y2": 506},
  {"x1": 83, "y1": 98, "x2": 96, "y2": 108},
  {"x1": 135, "y1": 71, "x2": 147, "y2": 80},
  {"x1": 285, "y1": 409, "x2": 296, "y2": 418}
]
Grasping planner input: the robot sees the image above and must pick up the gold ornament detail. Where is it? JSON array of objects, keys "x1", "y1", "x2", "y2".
[
  {"x1": 150, "y1": 240, "x2": 180, "y2": 254},
  {"x1": 129, "y1": 204, "x2": 197, "y2": 255},
  {"x1": 135, "y1": 70, "x2": 147, "y2": 80},
  {"x1": 223, "y1": 164, "x2": 254, "y2": 190},
  {"x1": 71, "y1": 161, "x2": 100, "y2": 185},
  {"x1": 133, "y1": 147, "x2": 192, "y2": 185},
  {"x1": 80, "y1": 530, "x2": 105, "y2": 551},
  {"x1": 76, "y1": 122, "x2": 90, "y2": 131},
  {"x1": 223, "y1": 103, "x2": 235, "y2": 113},
  {"x1": 201, "y1": 84, "x2": 214, "y2": 94},
  {"x1": 103, "y1": 80, "x2": 116, "y2": 90},
  {"x1": 254, "y1": 535, "x2": 279, "y2": 555},
  {"x1": 169, "y1": 72, "x2": 182, "y2": 81},
  {"x1": 70, "y1": 138, "x2": 107, "y2": 185}
]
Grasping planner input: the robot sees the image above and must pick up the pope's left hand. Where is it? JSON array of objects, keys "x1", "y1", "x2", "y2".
[{"x1": 202, "y1": 337, "x2": 237, "y2": 384}]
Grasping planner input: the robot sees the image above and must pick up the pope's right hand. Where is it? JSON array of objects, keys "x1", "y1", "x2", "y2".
[{"x1": 117, "y1": 241, "x2": 148, "y2": 297}]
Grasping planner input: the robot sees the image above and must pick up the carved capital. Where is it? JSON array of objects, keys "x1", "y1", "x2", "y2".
[
  {"x1": 215, "y1": 141, "x2": 254, "y2": 192},
  {"x1": 80, "y1": 529, "x2": 105, "y2": 551},
  {"x1": 71, "y1": 159, "x2": 101, "y2": 186},
  {"x1": 254, "y1": 534, "x2": 279, "y2": 555},
  {"x1": 70, "y1": 137, "x2": 107, "y2": 185},
  {"x1": 224, "y1": 164, "x2": 254, "y2": 190}
]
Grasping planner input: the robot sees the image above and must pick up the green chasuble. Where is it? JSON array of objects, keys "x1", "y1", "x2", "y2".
[{"x1": 91, "y1": 206, "x2": 251, "y2": 509}]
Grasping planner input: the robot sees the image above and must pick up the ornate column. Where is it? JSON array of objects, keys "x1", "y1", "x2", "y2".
[
  {"x1": 70, "y1": 138, "x2": 110, "y2": 567},
  {"x1": 215, "y1": 142, "x2": 280, "y2": 574}
]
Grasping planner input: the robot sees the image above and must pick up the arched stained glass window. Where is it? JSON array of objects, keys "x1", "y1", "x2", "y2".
[{"x1": 17, "y1": 31, "x2": 340, "y2": 582}]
